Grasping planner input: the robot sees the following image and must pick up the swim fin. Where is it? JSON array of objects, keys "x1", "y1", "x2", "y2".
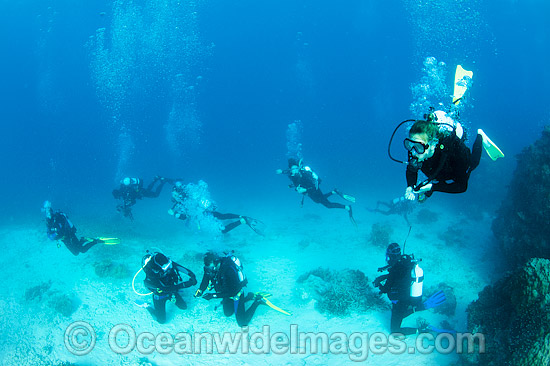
[
  {"x1": 427, "y1": 325, "x2": 457, "y2": 334},
  {"x1": 452, "y1": 65, "x2": 473, "y2": 105},
  {"x1": 478, "y1": 129, "x2": 504, "y2": 161},
  {"x1": 333, "y1": 189, "x2": 356, "y2": 203},
  {"x1": 255, "y1": 293, "x2": 291, "y2": 316},
  {"x1": 254, "y1": 291, "x2": 272, "y2": 298},
  {"x1": 423, "y1": 290, "x2": 446, "y2": 309},
  {"x1": 97, "y1": 237, "x2": 121, "y2": 245},
  {"x1": 242, "y1": 217, "x2": 266, "y2": 237}
]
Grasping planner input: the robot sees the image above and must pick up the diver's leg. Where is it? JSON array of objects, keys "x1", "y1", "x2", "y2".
[
  {"x1": 390, "y1": 302, "x2": 417, "y2": 335},
  {"x1": 174, "y1": 292, "x2": 187, "y2": 310},
  {"x1": 64, "y1": 235, "x2": 83, "y2": 256},
  {"x1": 236, "y1": 293, "x2": 261, "y2": 327},
  {"x1": 469, "y1": 134, "x2": 483, "y2": 172},
  {"x1": 221, "y1": 220, "x2": 242, "y2": 234},
  {"x1": 309, "y1": 189, "x2": 346, "y2": 209},
  {"x1": 212, "y1": 212, "x2": 240, "y2": 220},
  {"x1": 223, "y1": 298, "x2": 235, "y2": 317},
  {"x1": 143, "y1": 178, "x2": 166, "y2": 198},
  {"x1": 149, "y1": 294, "x2": 169, "y2": 324},
  {"x1": 79, "y1": 237, "x2": 100, "y2": 254}
]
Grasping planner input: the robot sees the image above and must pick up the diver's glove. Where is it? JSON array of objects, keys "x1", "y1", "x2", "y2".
[
  {"x1": 296, "y1": 186, "x2": 307, "y2": 194},
  {"x1": 405, "y1": 186, "x2": 417, "y2": 201},
  {"x1": 414, "y1": 183, "x2": 433, "y2": 194},
  {"x1": 423, "y1": 290, "x2": 446, "y2": 310},
  {"x1": 275, "y1": 169, "x2": 283, "y2": 174}
]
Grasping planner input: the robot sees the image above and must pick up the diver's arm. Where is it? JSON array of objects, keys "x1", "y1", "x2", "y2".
[
  {"x1": 406, "y1": 166, "x2": 418, "y2": 187},
  {"x1": 174, "y1": 263, "x2": 197, "y2": 288}
]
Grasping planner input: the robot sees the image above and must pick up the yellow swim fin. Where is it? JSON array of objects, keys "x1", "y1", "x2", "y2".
[
  {"x1": 478, "y1": 129, "x2": 504, "y2": 161},
  {"x1": 255, "y1": 292, "x2": 291, "y2": 316},
  {"x1": 97, "y1": 237, "x2": 121, "y2": 245},
  {"x1": 453, "y1": 65, "x2": 473, "y2": 105},
  {"x1": 263, "y1": 298, "x2": 292, "y2": 316}
]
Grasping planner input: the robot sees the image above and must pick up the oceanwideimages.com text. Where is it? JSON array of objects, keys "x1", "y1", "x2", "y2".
[{"x1": 65, "y1": 321, "x2": 485, "y2": 361}]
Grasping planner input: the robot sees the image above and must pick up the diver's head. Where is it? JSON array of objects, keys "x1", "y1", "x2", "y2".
[
  {"x1": 288, "y1": 158, "x2": 301, "y2": 176},
  {"x1": 144, "y1": 252, "x2": 173, "y2": 275},
  {"x1": 203, "y1": 251, "x2": 221, "y2": 269},
  {"x1": 42, "y1": 200, "x2": 53, "y2": 219},
  {"x1": 385, "y1": 242, "x2": 402, "y2": 266},
  {"x1": 405, "y1": 120, "x2": 439, "y2": 162}
]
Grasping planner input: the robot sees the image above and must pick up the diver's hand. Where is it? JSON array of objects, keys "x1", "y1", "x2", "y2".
[
  {"x1": 405, "y1": 186, "x2": 417, "y2": 201},
  {"x1": 414, "y1": 183, "x2": 433, "y2": 194},
  {"x1": 296, "y1": 186, "x2": 307, "y2": 194},
  {"x1": 194, "y1": 289, "x2": 203, "y2": 298},
  {"x1": 275, "y1": 169, "x2": 283, "y2": 175}
]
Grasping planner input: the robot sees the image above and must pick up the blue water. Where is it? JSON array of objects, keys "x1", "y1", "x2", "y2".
[{"x1": 1, "y1": 0, "x2": 548, "y2": 217}]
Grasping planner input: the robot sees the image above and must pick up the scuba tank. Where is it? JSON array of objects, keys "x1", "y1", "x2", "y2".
[{"x1": 410, "y1": 262, "x2": 424, "y2": 298}]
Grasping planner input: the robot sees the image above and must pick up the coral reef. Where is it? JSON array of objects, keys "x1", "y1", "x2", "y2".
[
  {"x1": 437, "y1": 225, "x2": 465, "y2": 247},
  {"x1": 296, "y1": 267, "x2": 388, "y2": 317},
  {"x1": 93, "y1": 259, "x2": 129, "y2": 279},
  {"x1": 24, "y1": 281, "x2": 53, "y2": 302},
  {"x1": 425, "y1": 282, "x2": 457, "y2": 316},
  {"x1": 368, "y1": 222, "x2": 393, "y2": 247},
  {"x1": 492, "y1": 126, "x2": 550, "y2": 267},
  {"x1": 47, "y1": 293, "x2": 78, "y2": 317},
  {"x1": 24, "y1": 281, "x2": 78, "y2": 317},
  {"x1": 462, "y1": 258, "x2": 550, "y2": 366}
]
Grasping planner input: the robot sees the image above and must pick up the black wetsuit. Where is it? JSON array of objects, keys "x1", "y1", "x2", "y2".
[
  {"x1": 143, "y1": 262, "x2": 196, "y2": 324},
  {"x1": 406, "y1": 133, "x2": 482, "y2": 195},
  {"x1": 198, "y1": 255, "x2": 262, "y2": 327},
  {"x1": 374, "y1": 256, "x2": 425, "y2": 335},
  {"x1": 170, "y1": 186, "x2": 250, "y2": 234},
  {"x1": 46, "y1": 211, "x2": 100, "y2": 256},
  {"x1": 371, "y1": 199, "x2": 413, "y2": 225},
  {"x1": 113, "y1": 177, "x2": 168, "y2": 219},
  {"x1": 285, "y1": 167, "x2": 345, "y2": 209}
]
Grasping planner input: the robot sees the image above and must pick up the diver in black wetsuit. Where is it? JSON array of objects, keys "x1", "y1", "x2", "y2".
[
  {"x1": 194, "y1": 251, "x2": 264, "y2": 327},
  {"x1": 403, "y1": 116, "x2": 483, "y2": 201},
  {"x1": 373, "y1": 243, "x2": 427, "y2": 335},
  {"x1": 43, "y1": 201, "x2": 105, "y2": 256},
  {"x1": 276, "y1": 158, "x2": 355, "y2": 223},
  {"x1": 112, "y1": 176, "x2": 171, "y2": 220},
  {"x1": 168, "y1": 181, "x2": 263, "y2": 235},
  {"x1": 136, "y1": 251, "x2": 197, "y2": 324},
  {"x1": 369, "y1": 197, "x2": 414, "y2": 226}
]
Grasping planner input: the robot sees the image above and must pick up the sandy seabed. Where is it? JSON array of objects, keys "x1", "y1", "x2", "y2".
[{"x1": 0, "y1": 196, "x2": 497, "y2": 366}]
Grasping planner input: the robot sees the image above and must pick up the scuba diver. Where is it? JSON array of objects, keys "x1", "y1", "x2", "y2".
[
  {"x1": 134, "y1": 251, "x2": 197, "y2": 324},
  {"x1": 373, "y1": 242, "x2": 446, "y2": 335},
  {"x1": 194, "y1": 251, "x2": 265, "y2": 327},
  {"x1": 388, "y1": 65, "x2": 504, "y2": 202},
  {"x1": 276, "y1": 158, "x2": 356, "y2": 224},
  {"x1": 368, "y1": 196, "x2": 414, "y2": 226},
  {"x1": 402, "y1": 111, "x2": 503, "y2": 201},
  {"x1": 42, "y1": 201, "x2": 119, "y2": 256},
  {"x1": 168, "y1": 181, "x2": 264, "y2": 235},
  {"x1": 195, "y1": 251, "x2": 290, "y2": 327},
  {"x1": 112, "y1": 176, "x2": 172, "y2": 220}
]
